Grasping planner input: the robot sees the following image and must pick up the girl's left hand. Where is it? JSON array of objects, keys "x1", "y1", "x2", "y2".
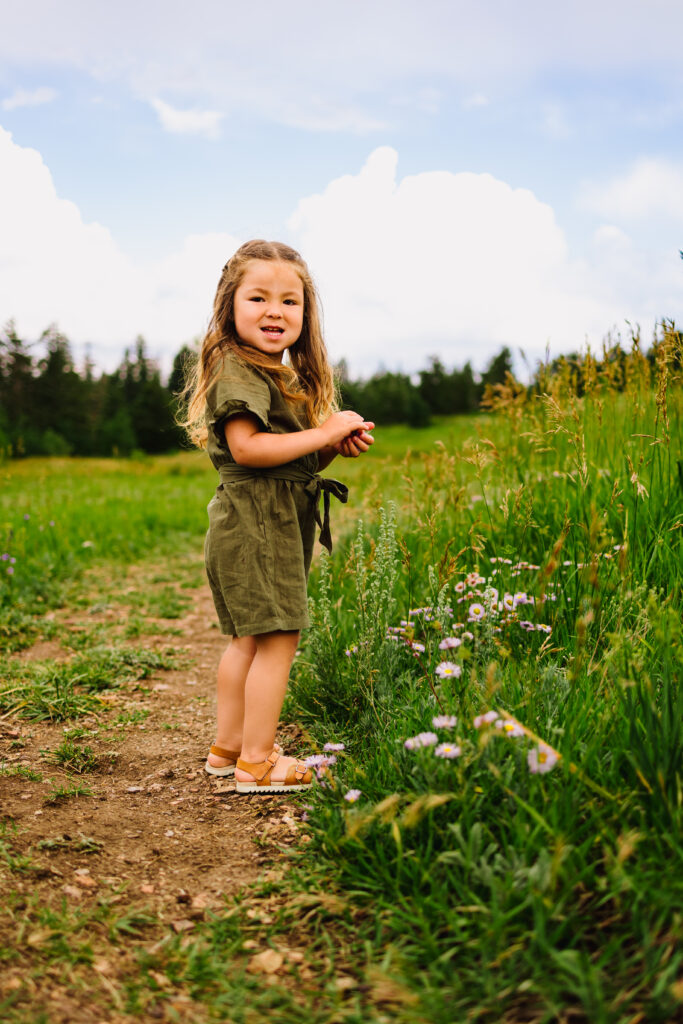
[{"x1": 334, "y1": 422, "x2": 375, "y2": 458}]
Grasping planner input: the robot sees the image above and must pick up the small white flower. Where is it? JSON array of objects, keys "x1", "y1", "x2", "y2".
[
  {"x1": 344, "y1": 789, "x2": 362, "y2": 803},
  {"x1": 494, "y1": 718, "x2": 525, "y2": 737},
  {"x1": 435, "y1": 661, "x2": 461, "y2": 679},
  {"x1": 473, "y1": 710, "x2": 499, "y2": 728},
  {"x1": 438, "y1": 636, "x2": 462, "y2": 650},
  {"x1": 404, "y1": 731, "x2": 439, "y2": 750},
  {"x1": 432, "y1": 715, "x2": 458, "y2": 728},
  {"x1": 527, "y1": 744, "x2": 559, "y2": 774},
  {"x1": 435, "y1": 743, "x2": 461, "y2": 760},
  {"x1": 323, "y1": 742, "x2": 345, "y2": 752},
  {"x1": 468, "y1": 603, "x2": 486, "y2": 622}
]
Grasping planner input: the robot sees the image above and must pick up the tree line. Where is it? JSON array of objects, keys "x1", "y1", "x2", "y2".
[
  {"x1": 0, "y1": 322, "x2": 516, "y2": 458},
  {"x1": 1, "y1": 320, "x2": 676, "y2": 458}
]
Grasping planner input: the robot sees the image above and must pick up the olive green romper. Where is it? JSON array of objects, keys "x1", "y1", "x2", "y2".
[{"x1": 204, "y1": 350, "x2": 345, "y2": 637}]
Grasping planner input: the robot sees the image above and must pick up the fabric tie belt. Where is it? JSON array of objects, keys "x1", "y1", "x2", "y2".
[{"x1": 218, "y1": 463, "x2": 348, "y2": 553}]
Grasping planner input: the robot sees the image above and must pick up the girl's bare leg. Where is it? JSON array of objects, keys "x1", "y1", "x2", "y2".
[
  {"x1": 206, "y1": 635, "x2": 257, "y2": 768},
  {"x1": 236, "y1": 630, "x2": 303, "y2": 784}
]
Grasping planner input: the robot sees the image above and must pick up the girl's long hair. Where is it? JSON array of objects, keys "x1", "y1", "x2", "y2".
[{"x1": 180, "y1": 240, "x2": 337, "y2": 448}]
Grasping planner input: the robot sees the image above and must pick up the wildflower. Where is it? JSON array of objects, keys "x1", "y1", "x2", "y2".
[
  {"x1": 465, "y1": 572, "x2": 481, "y2": 587},
  {"x1": 513, "y1": 592, "x2": 530, "y2": 607},
  {"x1": 304, "y1": 754, "x2": 337, "y2": 768},
  {"x1": 23, "y1": 513, "x2": 30, "y2": 521},
  {"x1": 404, "y1": 732, "x2": 439, "y2": 750},
  {"x1": 6, "y1": 567, "x2": 14, "y2": 576},
  {"x1": 81, "y1": 540, "x2": 94, "y2": 548},
  {"x1": 454, "y1": 580, "x2": 466, "y2": 593},
  {"x1": 502, "y1": 593, "x2": 515, "y2": 611},
  {"x1": 536, "y1": 624, "x2": 552, "y2": 634},
  {"x1": 432, "y1": 715, "x2": 458, "y2": 728},
  {"x1": 323, "y1": 742, "x2": 345, "y2": 752},
  {"x1": 0, "y1": 553, "x2": 7, "y2": 561},
  {"x1": 461, "y1": 630, "x2": 474, "y2": 641},
  {"x1": 304, "y1": 753, "x2": 337, "y2": 779},
  {"x1": 410, "y1": 642, "x2": 426, "y2": 653},
  {"x1": 9, "y1": 557, "x2": 15, "y2": 564},
  {"x1": 495, "y1": 718, "x2": 525, "y2": 737},
  {"x1": 49, "y1": 520, "x2": 55, "y2": 527},
  {"x1": 435, "y1": 743, "x2": 461, "y2": 759},
  {"x1": 345, "y1": 646, "x2": 358, "y2": 656},
  {"x1": 468, "y1": 603, "x2": 486, "y2": 622},
  {"x1": 438, "y1": 636, "x2": 462, "y2": 650},
  {"x1": 527, "y1": 744, "x2": 559, "y2": 774},
  {"x1": 344, "y1": 789, "x2": 362, "y2": 803},
  {"x1": 473, "y1": 710, "x2": 498, "y2": 728},
  {"x1": 436, "y1": 662, "x2": 461, "y2": 679},
  {"x1": 519, "y1": 620, "x2": 535, "y2": 631}
]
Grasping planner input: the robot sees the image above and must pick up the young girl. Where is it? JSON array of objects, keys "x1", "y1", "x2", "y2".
[{"x1": 183, "y1": 240, "x2": 374, "y2": 794}]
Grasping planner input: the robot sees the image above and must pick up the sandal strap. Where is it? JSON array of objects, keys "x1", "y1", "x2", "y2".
[
  {"x1": 285, "y1": 761, "x2": 312, "y2": 785},
  {"x1": 210, "y1": 745, "x2": 240, "y2": 761},
  {"x1": 236, "y1": 749, "x2": 279, "y2": 785}
]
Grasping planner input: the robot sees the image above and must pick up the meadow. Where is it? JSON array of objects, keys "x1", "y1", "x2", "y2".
[{"x1": 1, "y1": 327, "x2": 682, "y2": 1023}]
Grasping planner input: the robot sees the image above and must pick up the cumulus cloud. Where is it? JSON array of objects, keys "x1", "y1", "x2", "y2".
[
  {"x1": 0, "y1": 126, "x2": 239, "y2": 368},
  {"x1": 150, "y1": 97, "x2": 224, "y2": 139},
  {"x1": 2, "y1": 86, "x2": 57, "y2": 111},
  {"x1": 0, "y1": 131, "x2": 678, "y2": 376},
  {"x1": 579, "y1": 158, "x2": 683, "y2": 224},
  {"x1": 288, "y1": 147, "x2": 627, "y2": 372}
]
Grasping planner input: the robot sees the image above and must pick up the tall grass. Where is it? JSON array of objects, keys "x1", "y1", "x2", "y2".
[{"x1": 288, "y1": 325, "x2": 683, "y2": 1022}]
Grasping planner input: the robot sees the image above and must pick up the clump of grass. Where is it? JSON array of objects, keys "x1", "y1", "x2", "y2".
[
  {"x1": 44, "y1": 782, "x2": 93, "y2": 804},
  {"x1": 44, "y1": 739, "x2": 99, "y2": 774},
  {"x1": 0, "y1": 822, "x2": 36, "y2": 874},
  {"x1": 37, "y1": 834, "x2": 103, "y2": 854},
  {"x1": 0, "y1": 645, "x2": 182, "y2": 721},
  {"x1": 0, "y1": 764, "x2": 43, "y2": 782}
]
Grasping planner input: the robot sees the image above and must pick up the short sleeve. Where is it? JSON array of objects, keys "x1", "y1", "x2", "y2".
[{"x1": 205, "y1": 353, "x2": 272, "y2": 447}]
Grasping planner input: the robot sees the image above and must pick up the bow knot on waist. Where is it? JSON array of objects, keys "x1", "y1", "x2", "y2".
[{"x1": 218, "y1": 463, "x2": 348, "y2": 552}]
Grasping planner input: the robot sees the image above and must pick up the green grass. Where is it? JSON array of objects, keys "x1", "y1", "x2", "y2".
[
  {"x1": 0, "y1": 646, "x2": 183, "y2": 721},
  {"x1": 0, "y1": 331, "x2": 681, "y2": 1022}
]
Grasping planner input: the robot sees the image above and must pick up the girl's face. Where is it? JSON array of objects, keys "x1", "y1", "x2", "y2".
[{"x1": 233, "y1": 259, "x2": 304, "y2": 363}]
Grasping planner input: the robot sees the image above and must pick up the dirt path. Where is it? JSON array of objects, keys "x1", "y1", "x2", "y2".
[{"x1": 0, "y1": 571, "x2": 309, "y2": 1022}]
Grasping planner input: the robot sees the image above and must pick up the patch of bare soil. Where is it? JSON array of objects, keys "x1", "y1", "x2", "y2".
[{"x1": 0, "y1": 579, "x2": 310, "y2": 1023}]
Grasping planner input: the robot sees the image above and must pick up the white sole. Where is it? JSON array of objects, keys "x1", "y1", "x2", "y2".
[
  {"x1": 235, "y1": 781, "x2": 311, "y2": 794},
  {"x1": 204, "y1": 761, "x2": 235, "y2": 777}
]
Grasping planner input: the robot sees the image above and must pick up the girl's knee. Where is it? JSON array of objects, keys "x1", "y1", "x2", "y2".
[{"x1": 230, "y1": 635, "x2": 258, "y2": 659}]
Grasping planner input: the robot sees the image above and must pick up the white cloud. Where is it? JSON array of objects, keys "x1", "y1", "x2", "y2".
[
  {"x1": 1, "y1": 1, "x2": 683, "y2": 133},
  {"x1": 2, "y1": 86, "x2": 57, "y2": 111},
  {"x1": 288, "y1": 147, "x2": 633, "y2": 373},
  {"x1": 580, "y1": 158, "x2": 683, "y2": 224},
  {"x1": 0, "y1": 126, "x2": 239, "y2": 368},
  {"x1": 150, "y1": 97, "x2": 224, "y2": 140},
  {"x1": 0, "y1": 131, "x2": 678, "y2": 377}
]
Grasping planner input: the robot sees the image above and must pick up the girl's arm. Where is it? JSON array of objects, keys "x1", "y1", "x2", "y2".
[{"x1": 226, "y1": 410, "x2": 371, "y2": 469}]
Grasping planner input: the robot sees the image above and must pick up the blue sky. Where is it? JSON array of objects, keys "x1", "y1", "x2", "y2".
[{"x1": 1, "y1": 0, "x2": 681, "y2": 377}]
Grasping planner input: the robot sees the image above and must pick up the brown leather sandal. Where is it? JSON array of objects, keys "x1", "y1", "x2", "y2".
[
  {"x1": 204, "y1": 741, "x2": 284, "y2": 778},
  {"x1": 204, "y1": 744, "x2": 240, "y2": 777},
  {"x1": 235, "y1": 749, "x2": 313, "y2": 794}
]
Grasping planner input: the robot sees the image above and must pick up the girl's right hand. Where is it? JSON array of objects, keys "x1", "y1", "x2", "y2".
[{"x1": 320, "y1": 410, "x2": 370, "y2": 446}]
